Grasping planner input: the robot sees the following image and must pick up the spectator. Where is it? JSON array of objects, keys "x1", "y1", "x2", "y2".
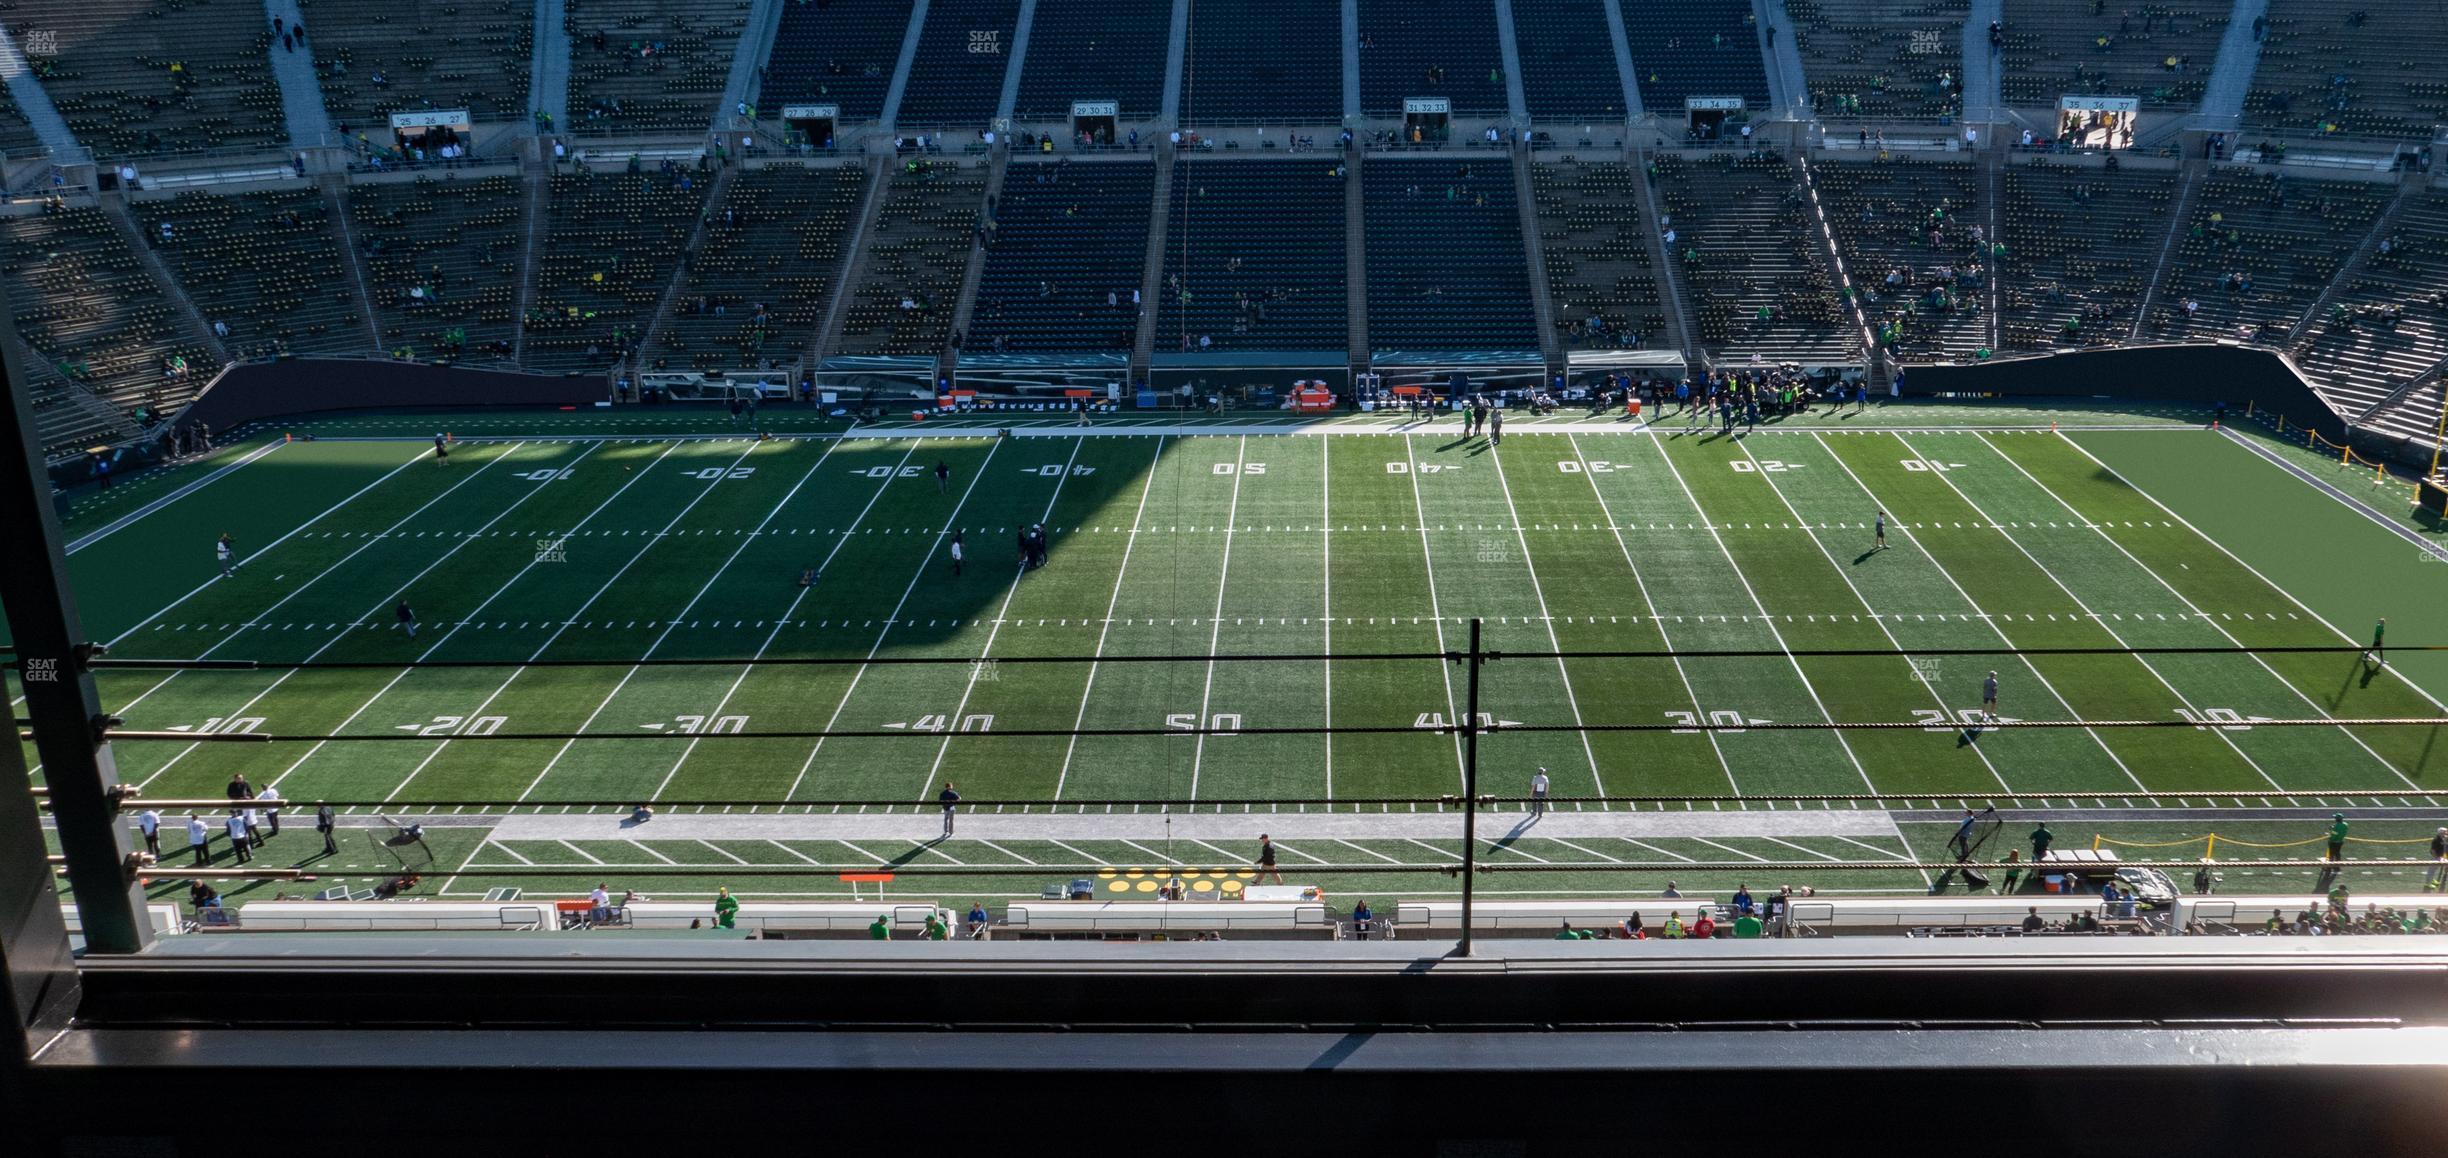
[
  {"x1": 869, "y1": 914, "x2": 892, "y2": 940},
  {"x1": 713, "y1": 887, "x2": 739, "y2": 929},
  {"x1": 1690, "y1": 910, "x2": 1716, "y2": 939},
  {"x1": 590, "y1": 883, "x2": 611, "y2": 925},
  {"x1": 2022, "y1": 906, "x2": 2045, "y2": 933},
  {"x1": 966, "y1": 902, "x2": 989, "y2": 938},
  {"x1": 1731, "y1": 885, "x2": 1754, "y2": 916},
  {"x1": 1660, "y1": 880, "x2": 1680, "y2": 899},
  {"x1": 1351, "y1": 899, "x2": 1374, "y2": 938}
]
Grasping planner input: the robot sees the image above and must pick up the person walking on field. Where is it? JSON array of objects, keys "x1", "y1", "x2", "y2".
[
  {"x1": 2029, "y1": 820, "x2": 2054, "y2": 864},
  {"x1": 1874, "y1": 510, "x2": 1887, "y2": 551},
  {"x1": 2327, "y1": 813, "x2": 2351, "y2": 861},
  {"x1": 316, "y1": 802, "x2": 338, "y2": 856},
  {"x1": 935, "y1": 460, "x2": 952, "y2": 494},
  {"x1": 1982, "y1": 670, "x2": 1999, "y2": 722},
  {"x1": 433, "y1": 431, "x2": 450, "y2": 465},
  {"x1": 1489, "y1": 407, "x2": 1504, "y2": 446},
  {"x1": 2364, "y1": 617, "x2": 2386, "y2": 668},
  {"x1": 137, "y1": 808, "x2": 162, "y2": 858},
  {"x1": 396, "y1": 599, "x2": 417, "y2": 638},
  {"x1": 1256, "y1": 834, "x2": 1283, "y2": 885},
  {"x1": 1529, "y1": 767, "x2": 1550, "y2": 815},
  {"x1": 186, "y1": 814, "x2": 210, "y2": 866},
  {"x1": 217, "y1": 533, "x2": 237, "y2": 577},
  {"x1": 2427, "y1": 827, "x2": 2448, "y2": 892},
  {"x1": 938, "y1": 782, "x2": 961, "y2": 837},
  {"x1": 949, "y1": 531, "x2": 964, "y2": 577}
]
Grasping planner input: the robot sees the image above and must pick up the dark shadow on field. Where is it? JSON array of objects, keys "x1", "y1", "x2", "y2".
[{"x1": 1851, "y1": 549, "x2": 1877, "y2": 565}]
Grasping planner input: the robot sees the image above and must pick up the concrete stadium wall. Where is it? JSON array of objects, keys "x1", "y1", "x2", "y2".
[{"x1": 1901, "y1": 344, "x2": 2351, "y2": 443}]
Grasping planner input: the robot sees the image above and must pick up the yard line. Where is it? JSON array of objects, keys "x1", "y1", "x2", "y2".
[
  {"x1": 1756, "y1": 835, "x2": 1840, "y2": 861},
  {"x1": 1399, "y1": 435, "x2": 1470, "y2": 790},
  {"x1": 558, "y1": 839, "x2": 604, "y2": 864},
  {"x1": 1565, "y1": 433, "x2": 1742, "y2": 794},
  {"x1": 1887, "y1": 433, "x2": 2284, "y2": 788},
  {"x1": 912, "y1": 440, "x2": 1090, "y2": 803},
  {"x1": 629, "y1": 841, "x2": 677, "y2": 865},
  {"x1": 1617, "y1": 837, "x2": 1696, "y2": 862},
  {"x1": 105, "y1": 441, "x2": 433, "y2": 645},
  {"x1": 1826, "y1": 833, "x2": 1910, "y2": 861},
  {"x1": 376, "y1": 440, "x2": 757, "y2": 800},
  {"x1": 1808, "y1": 432, "x2": 2141, "y2": 788},
  {"x1": 696, "y1": 839, "x2": 750, "y2": 865},
  {"x1": 264, "y1": 440, "x2": 675, "y2": 792},
  {"x1": 778, "y1": 440, "x2": 1010, "y2": 802},
  {"x1": 1637, "y1": 431, "x2": 1880, "y2": 792},
  {"x1": 1980, "y1": 433, "x2": 2417, "y2": 785},
  {"x1": 1051, "y1": 437, "x2": 1168, "y2": 799},
  {"x1": 1186, "y1": 437, "x2": 1251, "y2": 799},
  {"x1": 1118, "y1": 838, "x2": 1183, "y2": 866},
  {"x1": 1474, "y1": 838, "x2": 1550, "y2": 864},
  {"x1": 975, "y1": 839, "x2": 1040, "y2": 865},
  {"x1": 765, "y1": 839, "x2": 821, "y2": 864},
  {"x1": 1736, "y1": 441, "x2": 2011, "y2": 792},
  {"x1": 1484, "y1": 444, "x2": 1606, "y2": 794},
  {"x1": 1191, "y1": 838, "x2": 1249, "y2": 865},
  {"x1": 1321, "y1": 437, "x2": 1334, "y2": 797},
  {"x1": 509, "y1": 437, "x2": 879, "y2": 801},
  {"x1": 1687, "y1": 836, "x2": 1767, "y2": 862},
  {"x1": 484, "y1": 839, "x2": 536, "y2": 866},
  {"x1": 1050, "y1": 838, "x2": 1111, "y2": 865},
  {"x1": 66, "y1": 438, "x2": 288, "y2": 555},
  {"x1": 1542, "y1": 836, "x2": 1625, "y2": 863},
  {"x1": 1335, "y1": 838, "x2": 1404, "y2": 863}
]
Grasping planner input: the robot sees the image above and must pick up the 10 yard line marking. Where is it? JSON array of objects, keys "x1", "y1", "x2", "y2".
[
  {"x1": 1639, "y1": 430, "x2": 1882, "y2": 794},
  {"x1": 1052, "y1": 437, "x2": 1168, "y2": 800},
  {"x1": 1485, "y1": 443, "x2": 1607, "y2": 797},
  {"x1": 1401, "y1": 434, "x2": 1470, "y2": 792},
  {"x1": 1566, "y1": 433, "x2": 1745, "y2": 796},
  {"x1": 1811, "y1": 432, "x2": 2143, "y2": 790},
  {"x1": 1186, "y1": 437, "x2": 1251, "y2": 800},
  {"x1": 518, "y1": 437, "x2": 875, "y2": 801}
]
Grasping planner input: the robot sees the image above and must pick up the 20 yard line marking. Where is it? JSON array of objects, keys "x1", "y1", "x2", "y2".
[
  {"x1": 1485, "y1": 442, "x2": 1606, "y2": 796},
  {"x1": 1186, "y1": 437, "x2": 1251, "y2": 800},
  {"x1": 1051, "y1": 437, "x2": 1168, "y2": 800}
]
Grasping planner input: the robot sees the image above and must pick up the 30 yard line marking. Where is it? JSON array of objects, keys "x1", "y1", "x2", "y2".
[
  {"x1": 1485, "y1": 442, "x2": 1606, "y2": 796},
  {"x1": 1400, "y1": 434, "x2": 1469, "y2": 791},
  {"x1": 1812, "y1": 432, "x2": 2142, "y2": 789},
  {"x1": 1638, "y1": 430, "x2": 1880, "y2": 793},
  {"x1": 1974, "y1": 432, "x2": 2415, "y2": 788},
  {"x1": 783, "y1": 433, "x2": 1013, "y2": 803},
  {"x1": 1186, "y1": 437, "x2": 1250, "y2": 800},
  {"x1": 1051, "y1": 437, "x2": 1167, "y2": 800}
]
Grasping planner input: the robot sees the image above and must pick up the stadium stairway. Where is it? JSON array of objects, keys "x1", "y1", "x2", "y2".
[
  {"x1": 96, "y1": 198, "x2": 230, "y2": 368},
  {"x1": 2286, "y1": 172, "x2": 2423, "y2": 348},
  {"x1": 1129, "y1": 148, "x2": 1175, "y2": 377},
  {"x1": 1629, "y1": 148, "x2": 1697, "y2": 358},
  {"x1": 1961, "y1": 0, "x2": 2001, "y2": 126},
  {"x1": 0, "y1": 25, "x2": 91, "y2": 167},
  {"x1": 637, "y1": 164, "x2": 742, "y2": 361},
  {"x1": 1756, "y1": 0, "x2": 1809, "y2": 117},
  {"x1": 943, "y1": 149, "x2": 1010, "y2": 369},
  {"x1": 2198, "y1": 0, "x2": 2269, "y2": 133},
  {"x1": 1794, "y1": 152, "x2": 1875, "y2": 364},
  {"x1": 1510, "y1": 143, "x2": 1563, "y2": 368},
  {"x1": 511, "y1": 170, "x2": 550, "y2": 365},
  {"x1": 2131, "y1": 157, "x2": 2210, "y2": 340},
  {"x1": 320, "y1": 179, "x2": 386, "y2": 352},
  {"x1": 1345, "y1": 149, "x2": 1370, "y2": 366},
  {"x1": 809, "y1": 155, "x2": 893, "y2": 370},
  {"x1": 261, "y1": 0, "x2": 336, "y2": 152},
  {"x1": 1980, "y1": 146, "x2": 2004, "y2": 353},
  {"x1": 531, "y1": 0, "x2": 573, "y2": 131},
  {"x1": 721, "y1": 0, "x2": 789, "y2": 137}
]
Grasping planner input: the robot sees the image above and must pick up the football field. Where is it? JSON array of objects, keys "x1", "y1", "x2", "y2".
[{"x1": 25, "y1": 401, "x2": 2448, "y2": 907}]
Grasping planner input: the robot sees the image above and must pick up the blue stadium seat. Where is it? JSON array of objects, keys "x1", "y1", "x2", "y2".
[
  {"x1": 1012, "y1": 0, "x2": 1172, "y2": 123},
  {"x1": 895, "y1": 0, "x2": 1021, "y2": 130},
  {"x1": 763, "y1": 0, "x2": 919, "y2": 122},
  {"x1": 1157, "y1": 159, "x2": 1348, "y2": 352},
  {"x1": 970, "y1": 160, "x2": 1154, "y2": 352},
  {"x1": 1511, "y1": 0, "x2": 1627, "y2": 121},
  {"x1": 1625, "y1": 0, "x2": 1772, "y2": 112},
  {"x1": 1358, "y1": 0, "x2": 1506, "y2": 117},
  {"x1": 1183, "y1": 1, "x2": 1341, "y2": 123},
  {"x1": 1363, "y1": 156, "x2": 1538, "y2": 352}
]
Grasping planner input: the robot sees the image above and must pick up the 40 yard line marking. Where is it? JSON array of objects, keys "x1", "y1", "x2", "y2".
[
  {"x1": 517, "y1": 437, "x2": 878, "y2": 801},
  {"x1": 1186, "y1": 437, "x2": 1250, "y2": 800},
  {"x1": 1400, "y1": 434, "x2": 1470, "y2": 792},
  {"x1": 1485, "y1": 442, "x2": 1607, "y2": 797},
  {"x1": 1052, "y1": 437, "x2": 1168, "y2": 800}
]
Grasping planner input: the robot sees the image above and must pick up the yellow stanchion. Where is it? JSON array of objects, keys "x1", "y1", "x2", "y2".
[{"x1": 2206, "y1": 833, "x2": 2216, "y2": 859}]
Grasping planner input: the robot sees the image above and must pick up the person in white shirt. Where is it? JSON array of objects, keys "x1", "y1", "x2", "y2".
[
  {"x1": 948, "y1": 532, "x2": 964, "y2": 577},
  {"x1": 241, "y1": 806, "x2": 264, "y2": 848},
  {"x1": 256, "y1": 786, "x2": 282, "y2": 838},
  {"x1": 224, "y1": 813, "x2": 253, "y2": 863},
  {"x1": 590, "y1": 884, "x2": 611, "y2": 925},
  {"x1": 186, "y1": 815, "x2": 211, "y2": 865},
  {"x1": 138, "y1": 809, "x2": 163, "y2": 857},
  {"x1": 1530, "y1": 768, "x2": 1551, "y2": 815}
]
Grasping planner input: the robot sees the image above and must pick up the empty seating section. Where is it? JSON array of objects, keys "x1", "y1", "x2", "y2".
[
  {"x1": 25, "y1": 0, "x2": 284, "y2": 155},
  {"x1": 1784, "y1": 0, "x2": 1966, "y2": 120},
  {"x1": 1813, "y1": 158, "x2": 1987, "y2": 359},
  {"x1": 1357, "y1": 0, "x2": 1505, "y2": 117},
  {"x1": 1624, "y1": 0, "x2": 1770, "y2": 111},
  {"x1": 346, "y1": 174, "x2": 523, "y2": 362},
  {"x1": 1182, "y1": 1, "x2": 1339, "y2": 123},
  {"x1": 833, "y1": 160, "x2": 981, "y2": 356},
  {"x1": 1362, "y1": 156, "x2": 1537, "y2": 352},
  {"x1": 2, "y1": 206, "x2": 210, "y2": 424},
  {"x1": 135, "y1": 188, "x2": 363, "y2": 357},
  {"x1": 1997, "y1": 2, "x2": 2226, "y2": 110},
  {"x1": 894, "y1": 0, "x2": 1017, "y2": 129},
  {"x1": 2153, "y1": 171, "x2": 2390, "y2": 343},
  {"x1": 761, "y1": 0, "x2": 913, "y2": 124},
  {"x1": 2292, "y1": 193, "x2": 2448, "y2": 409},
  {"x1": 565, "y1": 0, "x2": 751, "y2": 132},
  {"x1": 1510, "y1": 0, "x2": 1624, "y2": 121},
  {"x1": 970, "y1": 159, "x2": 1151, "y2": 352},
  {"x1": 1156, "y1": 159, "x2": 1345, "y2": 351},
  {"x1": 1651, "y1": 152, "x2": 1851, "y2": 362},
  {"x1": 1011, "y1": 0, "x2": 1169, "y2": 122},
  {"x1": 527, "y1": 171, "x2": 710, "y2": 372},
  {"x1": 2244, "y1": 3, "x2": 2448, "y2": 141},
  {"x1": 1531, "y1": 162, "x2": 1662, "y2": 349},
  {"x1": 1996, "y1": 159, "x2": 2172, "y2": 349},
  {"x1": 305, "y1": 0, "x2": 534, "y2": 128},
  {"x1": 663, "y1": 164, "x2": 864, "y2": 370},
  {"x1": 0, "y1": 83, "x2": 42, "y2": 154},
  {"x1": 2365, "y1": 380, "x2": 2444, "y2": 446}
]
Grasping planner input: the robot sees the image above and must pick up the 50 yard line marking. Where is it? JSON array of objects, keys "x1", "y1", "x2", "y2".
[
  {"x1": 516, "y1": 437, "x2": 877, "y2": 801},
  {"x1": 1484, "y1": 442, "x2": 1607, "y2": 797},
  {"x1": 1401, "y1": 434, "x2": 1470, "y2": 791},
  {"x1": 1638, "y1": 430, "x2": 1880, "y2": 794},
  {"x1": 1186, "y1": 436, "x2": 1250, "y2": 800},
  {"x1": 1052, "y1": 437, "x2": 1168, "y2": 800}
]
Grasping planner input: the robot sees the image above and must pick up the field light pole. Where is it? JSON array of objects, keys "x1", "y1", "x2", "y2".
[{"x1": 1457, "y1": 618, "x2": 1484, "y2": 958}]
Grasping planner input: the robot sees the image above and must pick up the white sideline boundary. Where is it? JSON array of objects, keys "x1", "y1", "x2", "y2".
[
  {"x1": 485, "y1": 809, "x2": 1908, "y2": 843},
  {"x1": 66, "y1": 439, "x2": 288, "y2": 555}
]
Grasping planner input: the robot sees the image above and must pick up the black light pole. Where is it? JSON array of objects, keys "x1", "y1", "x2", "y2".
[
  {"x1": 1457, "y1": 618, "x2": 1483, "y2": 957},
  {"x1": 0, "y1": 295, "x2": 150, "y2": 954}
]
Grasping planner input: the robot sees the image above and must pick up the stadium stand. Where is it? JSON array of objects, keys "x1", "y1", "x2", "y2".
[
  {"x1": 24, "y1": 0, "x2": 286, "y2": 155},
  {"x1": 893, "y1": 0, "x2": 1019, "y2": 130},
  {"x1": 759, "y1": 0, "x2": 915, "y2": 125},
  {"x1": 1784, "y1": 0, "x2": 1966, "y2": 121},
  {"x1": 1531, "y1": 161, "x2": 1664, "y2": 350},
  {"x1": 661, "y1": 163, "x2": 866, "y2": 370},
  {"x1": 1, "y1": 206, "x2": 212, "y2": 432},
  {"x1": 1357, "y1": 0, "x2": 1507, "y2": 118},
  {"x1": 2151, "y1": 170, "x2": 2392, "y2": 345},
  {"x1": 1361, "y1": 156, "x2": 1538, "y2": 352},
  {"x1": 305, "y1": 0, "x2": 535, "y2": 129},
  {"x1": 346, "y1": 174, "x2": 524, "y2": 363},
  {"x1": 1010, "y1": 0, "x2": 1171, "y2": 123},
  {"x1": 2243, "y1": 2, "x2": 2448, "y2": 142},
  {"x1": 2363, "y1": 378, "x2": 2445, "y2": 446},
  {"x1": 1181, "y1": 0, "x2": 1340, "y2": 123},
  {"x1": 1651, "y1": 151, "x2": 1852, "y2": 363},
  {"x1": 1996, "y1": 0, "x2": 2227, "y2": 110},
  {"x1": 2292, "y1": 192, "x2": 2448, "y2": 408},
  {"x1": 833, "y1": 160, "x2": 983, "y2": 356},
  {"x1": 1509, "y1": 0, "x2": 1627, "y2": 121},
  {"x1": 969, "y1": 159, "x2": 1152, "y2": 353},
  {"x1": 1813, "y1": 156, "x2": 1988, "y2": 360},
  {"x1": 526, "y1": 169, "x2": 712, "y2": 372},
  {"x1": 1996, "y1": 157, "x2": 2175, "y2": 350},
  {"x1": 0, "y1": 77, "x2": 43, "y2": 156},
  {"x1": 134, "y1": 187, "x2": 364, "y2": 358},
  {"x1": 564, "y1": 0, "x2": 754, "y2": 132},
  {"x1": 1156, "y1": 159, "x2": 1347, "y2": 352},
  {"x1": 1624, "y1": 0, "x2": 1772, "y2": 114}
]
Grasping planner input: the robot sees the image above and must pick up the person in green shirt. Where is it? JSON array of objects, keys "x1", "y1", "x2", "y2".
[
  {"x1": 923, "y1": 912, "x2": 948, "y2": 941},
  {"x1": 712, "y1": 887, "x2": 739, "y2": 929},
  {"x1": 2365, "y1": 618, "x2": 2385, "y2": 669},
  {"x1": 1733, "y1": 914, "x2": 1763, "y2": 939},
  {"x1": 1998, "y1": 849, "x2": 2024, "y2": 895},
  {"x1": 2328, "y1": 814, "x2": 2351, "y2": 861},
  {"x1": 868, "y1": 915, "x2": 891, "y2": 940},
  {"x1": 1553, "y1": 921, "x2": 1581, "y2": 940},
  {"x1": 2029, "y1": 821, "x2": 2054, "y2": 863}
]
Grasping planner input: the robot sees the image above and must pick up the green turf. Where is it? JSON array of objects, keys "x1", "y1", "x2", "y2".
[{"x1": 30, "y1": 401, "x2": 2448, "y2": 913}]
